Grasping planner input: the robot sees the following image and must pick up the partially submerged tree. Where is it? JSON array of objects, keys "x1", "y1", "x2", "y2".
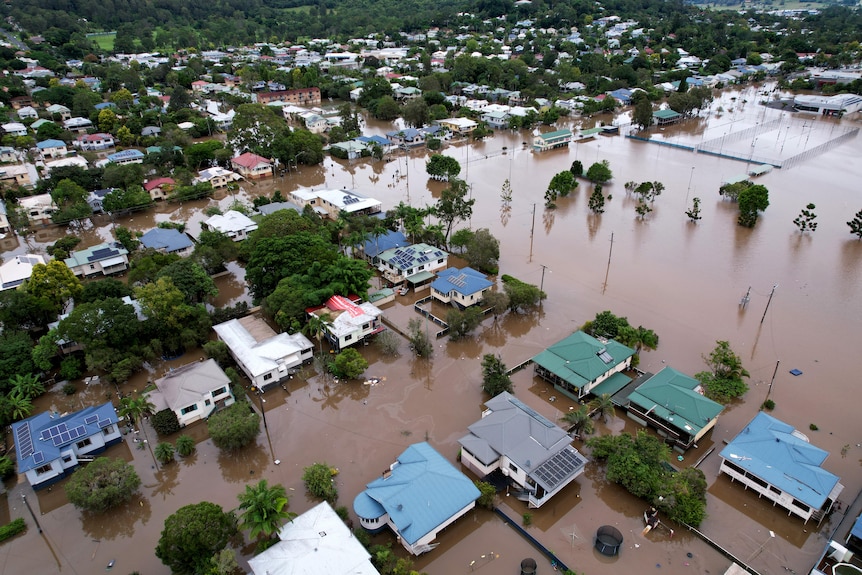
[
  {"x1": 425, "y1": 154, "x2": 461, "y2": 181},
  {"x1": 65, "y1": 457, "x2": 141, "y2": 513},
  {"x1": 446, "y1": 306, "x2": 484, "y2": 341},
  {"x1": 407, "y1": 318, "x2": 433, "y2": 358},
  {"x1": 501, "y1": 274, "x2": 546, "y2": 313},
  {"x1": 737, "y1": 184, "x2": 769, "y2": 228},
  {"x1": 793, "y1": 203, "x2": 818, "y2": 233},
  {"x1": 155, "y1": 502, "x2": 238, "y2": 575},
  {"x1": 694, "y1": 340, "x2": 749, "y2": 403},
  {"x1": 685, "y1": 197, "x2": 702, "y2": 222},
  {"x1": 560, "y1": 405, "x2": 594, "y2": 437},
  {"x1": 302, "y1": 462, "x2": 339, "y2": 503},
  {"x1": 237, "y1": 479, "x2": 296, "y2": 540},
  {"x1": 481, "y1": 354, "x2": 512, "y2": 396},
  {"x1": 848, "y1": 210, "x2": 862, "y2": 239},
  {"x1": 586, "y1": 160, "x2": 613, "y2": 183},
  {"x1": 207, "y1": 401, "x2": 261, "y2": 451},
  {"x1": 330, "y1": 348, "x2": 368, "y2": 380}
]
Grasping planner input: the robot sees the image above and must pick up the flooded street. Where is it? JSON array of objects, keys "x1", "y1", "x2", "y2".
[{"x1": 2, "y1": 82, "x2": 861, "y2": 575}]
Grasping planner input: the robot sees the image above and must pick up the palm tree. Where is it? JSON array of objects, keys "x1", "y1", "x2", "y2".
[
  {"x1": 303, "y1": 312, "x2": 333, "y2": 357},
  {"x1": 175, "y1": 435, "x2": 195, "y2": 457},
  {"x1": 154, "y1": 442, "x2": 175, "y2": 464},
  {"x1": 10, "y1": 373, "x2": 44, "y2": 400},
  {"x1": 118, "y1": 395, "x2": 155, "y2": 429},
  {"x1": 560, "y1": 405, "x2": 594, "y2": 438},
  {"x1": 589, "y1": 393, "x2": 616, "y2": 422},
  {"x1": 7, "y1": 391, "x2": 33, "y2": 421},
  {"x1": 237, "y1": 479, "x2": 296, "y2": 540}
]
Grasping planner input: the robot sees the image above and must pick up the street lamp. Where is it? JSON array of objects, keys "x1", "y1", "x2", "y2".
[
  {"x1": 22, "y1": 494, "x2": 42, "y2": 534},
  {"x1": 257, "y1": 393, "x2": 268, "y2": 430}
]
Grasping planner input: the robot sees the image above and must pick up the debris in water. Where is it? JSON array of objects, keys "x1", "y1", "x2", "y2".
[{"x1": 106, "y1": 559, "x2": 115, "y2": 570}]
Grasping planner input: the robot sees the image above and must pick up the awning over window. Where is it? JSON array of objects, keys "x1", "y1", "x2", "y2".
[
  {"x1": 100, "y1": 256, "x2": 126, "y2": 268},
  {"x1": 406, "y1": 270, "x2": 435, "y2": 284}
]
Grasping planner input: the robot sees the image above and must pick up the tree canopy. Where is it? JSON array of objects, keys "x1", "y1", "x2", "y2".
[
  {"x1": 155, "y1": 501, "x2": 238, "y2": 575},
  {"x1": 65, "y1": 457, "x2": 141, "y2": 513}
]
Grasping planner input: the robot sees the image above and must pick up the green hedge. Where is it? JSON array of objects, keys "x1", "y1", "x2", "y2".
[{"x1": 0, "y1": 518, "x2": 26, "y2": 543}]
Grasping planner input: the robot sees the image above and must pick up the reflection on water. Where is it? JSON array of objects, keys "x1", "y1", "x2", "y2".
[{"x1": 81, "y1": 493, "x2": 152, "y2": 541}]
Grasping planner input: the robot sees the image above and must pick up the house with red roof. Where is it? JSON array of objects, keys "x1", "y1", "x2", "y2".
[
  {"x1": 74, "y1": 132, "x2": 115, "y2": 151},
  {"x1": 230, "y1": 152, "x2": 274, "y2": 180},
  {"x1": 144, "y1": 177, "x2": 176, "y2": 201}
]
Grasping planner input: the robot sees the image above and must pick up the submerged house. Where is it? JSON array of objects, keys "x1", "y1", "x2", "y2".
[
  {"x1": 430, "y1": 266, "x2": 493, "y2": 308},
  {"x1": 532, "y1": 331, "x2": 635, "y2": 400},
  {"x1": 354, "y1": 442, "x2": 480, "y2": 555},
  {"x1": 148, "y1": 359, "x2": 235, "y2": 427},
  {"x1": 625, "y1": 366, "x2": 724, "y2": 451},
  {"x1": 306, "y1": 295, "x2": 384, "y2": 351},
  {"x1": 532, "y1": 129, "x2": 573, "y2": 152},
  {"x1": 12, "y1": 402, "x2": 122, "y2": 489},
  {"x1": 719, "y1": 412, "x2": 843, "y2": 524},
  {"x1": 459, "y1": 391, "x2": 587, "y2": 508},
  {"x1": 377, "y1": 243, "x2": 448, "y2": 288}
]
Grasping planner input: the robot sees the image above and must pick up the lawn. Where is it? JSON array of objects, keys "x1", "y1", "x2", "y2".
[{"x1": 87, "y1": 32, "x2": 116, "y2": 51}]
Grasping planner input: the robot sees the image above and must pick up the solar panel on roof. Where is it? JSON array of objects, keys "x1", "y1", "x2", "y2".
[
  {"x1": 532, "y1": 448, "x2": 586, "y2": 490},
  {"x1": 84, "y1": 414, "x2": 99, "y2": 425},
  {"x1": 32, "y1": 451, "x2": 44, "y2": 465},
  {"x1": 88, "y1": 247, "x2": 118, "y2": 262},
  {"x1": 57, "y1": 432, "x2": 70, "y2": 445},
  {"x1": 17, "y1": 422, "x2": 33, "y2": 458},
  {"x1": 99, "y1": 419, "x2": 114, "y2": 429}
]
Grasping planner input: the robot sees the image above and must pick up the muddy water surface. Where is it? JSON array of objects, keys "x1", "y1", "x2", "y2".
[{"x1": 2, "y1": 82, "x2": 861, "y2": 575}]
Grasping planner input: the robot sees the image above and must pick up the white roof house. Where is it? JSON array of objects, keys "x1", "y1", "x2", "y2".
[
  {"x1": 289, "y1": 188, "x2": 382, "y2": 219},
  {"x1": 0, "y1": 254, "x2": 45, "y2": 290},
  {"x1": 148, "y1": 359, "x2": 235, "y2": 427},
  {"x1": 249, "y1": 501, "x2": 380, "y2": 575},
  {"x1": 308, "y1": 295, "x2": 385, "y2": 352},
  {"x1": 213, "y1": 316, "x2": 314, "y2": 391},
  {"x1": 18, "y1": 193, "x2": 57, "y2": 223},
  {"x1": 201, "y1": 210, "x2": 258, "y2": 242},
  {"x1": 193, "y1": 166, "x2": 242, "y2": 188}
]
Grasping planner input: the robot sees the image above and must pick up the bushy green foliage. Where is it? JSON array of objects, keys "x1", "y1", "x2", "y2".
[
  {"x1": 446, "y1": 306, "x2": 484, "y2": 340},
  {"x1": 175, "y1": 435, "x2": 196, "y2": 457},
  {"x1": 0, "y1": 455, "x2": 15, "y2": 479},
  {"x1": 302, "y1": 462, "x2": 339, "y2": 503},
  {"x1": 586, "y1": 160, "x2": 613, "y2": 183},
  {"x1": 207, "y1": 401, "x2": 261, "y2": 451},
  {"x1": 474, "y1": 480, "x2": 497, "y2": 509},
  {"x1": 65, "y1": 457, "x2": 141, "y2": 513},
  {"x1": 152, "y1": 408, "x2": 181, "y2": 436},
  {"x1": 155, "y1": 442, "x2": 175, "y2": 464},
  {"x1": 0, "y1": 518, "x2": 26, "y2": 543},
  {"x1": 694, "y1": 340, "x2": 749, "y2": 403},
  {"x1": 500, "y1": 275, "x2": 546, "y2": 313},
  {"x1": 587, "y1": 431, "x2": 707, "y2": 526},
  {"x1": 481, "y1": 354, "x2": 512, "y2": 396},
  {"x1": 329, "y1": 348, "x2": 369, "y2": 380},
  {"x1": 155, "y1": 502, "x2": 237, "y2": 575},
  {"x1": 407, "y1": 318, "x2": 433, "y2": 358}
]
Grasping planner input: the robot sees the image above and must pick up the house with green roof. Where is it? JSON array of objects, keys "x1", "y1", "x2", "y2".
[
  {"x1": 532, "y1": 330, "x2": 635, "y2": 401},
  {"x1": 353, "y1": 442, "x2": 480, "y2": 555},
  {"x1": 719, "y1": 412, "x2": 843, "y2": 524},
  {"x1": 653, "y1": 108, "x2": 682, "y2": 126},
  {"x1": 532, "y1": 128, "x2": 572, "y2": 152},
  {"x1": 625, "y1": 367, "x2": 723, "y2": 451}
]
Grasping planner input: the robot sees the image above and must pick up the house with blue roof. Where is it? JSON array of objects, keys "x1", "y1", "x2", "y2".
[
  {"x1": 431, "y1": 266, "x2": 493, "y2": 308},
  {"x1": 532, "y1": 331, "x2": 635, "y2": 401},
  {"x1": 11, "y1": 402, "x2": 123, "y2": 489},
  {"x1": 353, "y1": 442, "x2": 480, "y2": 555},
  {"x1": 459, "y1": 391, "x2": 587, "y2": 508},
  {"x1": 385, "y1": 128, "x2": 424, "y2": 147},
  {"x1": 719, "y1": 412, "x2": 843, "y2": 524},
  {"x1": 106, "y1": 149, "x2": 145, "y2": 166},
  {"x1": 377, "y1": 242, "x2": 448, "y2": 288},
  {"x1": 36, "y1": 139, "x2": 67, "y2": 159},
  {"x1": 355, "y1": 135, "x2": 392, "y2": 153},
  {"x1": 361, "y1": 230, "x2": 407, "y2": 263},
  {"x1": 140, "y1": 227, "x2": 194, "y2": 257},
  {"x1": 625, "y1": 366, "x2": 723, "y2": 451}
]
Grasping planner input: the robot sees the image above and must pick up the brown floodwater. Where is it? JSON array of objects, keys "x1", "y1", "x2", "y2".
[{"x1": 2, "y1": 81, "x2": 861, "y2": 575}]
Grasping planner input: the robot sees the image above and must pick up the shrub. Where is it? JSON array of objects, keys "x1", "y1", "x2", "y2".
[
  {"x1": 59, "y1": 356, "x2": 83, "y2": 380},
  {"x1": 65, "y1": 457, "x2": 141, "y2": 512},
  {"x1": 62, "y1": 382, "x2": 77, "y2": 395},
  {"x1": 0, "y1": 518, "x2": 26, "y2": 543},
  {"x1": 329, "y1": 348, "x2": 368, "y2": 380},
  {"x1": 810, "y1": 423, "x2": 819, "y2": 431},
  {"x1": 155, "y1": 442, "x2": 175, "y2": 464},
  {"x1": 522, "y1": 512, "x2": 533, "y2": 526},
  {"x1": 207, "y1": 401, "x2": 261, "y2": 451},
  {"x1": 475, "y1": 480, "x2": 496, "y2": 509},
  {"x1": 152, "y1": 408, "x2": 181, "y2": 436},
  {"x1": 0, "y1": 456, "x2": 14, "y2": 479},
  {"x1": 762, "y1": 399, "x2": 775, "y2": 410},
  {"x1": 175, "y1": 435, "x2": 195, "y2": 457},
  {"x1": 302, "y1": 462, "x2": 339, "y2": 502}
]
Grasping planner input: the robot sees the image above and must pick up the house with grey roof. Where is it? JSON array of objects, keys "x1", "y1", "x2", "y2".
[
  {"x1": 719, "y1": 412, "x2": 843, "y2": 524},
  {"x1": 377, "y1": 242, "x2": 448, "y2": 288},
  {"x1": 64, "y1": 242, "x2": 129, "y2": 277},
  {"x1": 459, "y1": 392, "x2": 587, "y2": 508},
  {"x1": 139, "y1": 227, "x2": 194, "y2": 257},
  {"x1": 430, "y1": 266, "x2": 493, "y2": 308},
  {"x1": 624, "y1": 366, "x2": 723, "y2": 451},
  {"x1": 213, "y1": 315, "x2": 313, "y2": 391},
  {"x1": 11, "y1": 402, "x2": 122, "y2": 489},
  {"x1": 249, "y1": 501, "x2": 380, "y2": 575},
  {"x1": 354, "y1": 442, "x2": 480, "y2": 555},
  {"x1": 257, "y1": 201, "x2": 302, "y2": 217},
  {"x1": 532, "y1": 330, "x2": 635, "y2": 401},
  {"x1": 148, "y1": 359, "x2": 235, "y2": 427}
]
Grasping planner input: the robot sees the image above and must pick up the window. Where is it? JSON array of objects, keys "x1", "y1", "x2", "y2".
[
  {"x1": 205, "y1": 399, "x2": 211, "y2": 406},
  {"x1": 792, "y1": 499, "x2": 810, "y2": 513},
  {"x1": 509, "y1": 463, "x2": 519, "y2": 474},
  {"x1": 102, "y1": 425, "x2": 114, "y2": 435},
  {"x1": 263, "y1": 373, "x2": 273, "y2": 381},
  {"x1": 62, "y1": 455, "x2": 72, "y2": 463},
  {"x1": 36, "y1": 464, "x2": 53, "y2": 475},
  {"x1": 362, "y1": 323, "x2": 370, "y2": 330},
  {"x1": 76, "y1": 438, "x2": 92, "y2": 449},
  {"x1": 437, "y1": 258, "x2": 444, "y2": 264},
  {"x1": 212, "y1": 386, "x2": 227, "y2": 397},
  {"x1": 345, "y1": 335, "x2": 353, "y2": 341},
  {"x1": 180, "y1": 404, "x2": 198, "y2": 415}
]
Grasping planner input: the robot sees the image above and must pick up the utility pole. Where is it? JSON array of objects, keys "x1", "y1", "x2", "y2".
[
  {"x1": 529, "y1": 203, "x2": 536, "y2": 262},
  {"x1": 685, "y1": 166, "x2": 695, "y2": 203},
  {"x1": 22, "y1": 494, "x2": 42, "y2": 534},
  {"x1": 760, "y1": 284, "x2": 778, "y2": 324},
  {"x1": 602, "y1": 232, "x2": 614, "y2": 294},
  {"x1": 540, "y1": 264, "x2": 549, "y2": 292},
  {"x1": 765, "y1": 360, "x2": 780, "y2": 403},
  {"x1": 740, "y1": 286, "x2": 751, "y2": 309}
]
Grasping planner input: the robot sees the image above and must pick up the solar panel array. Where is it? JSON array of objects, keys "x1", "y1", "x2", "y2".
[
  {"x1": 342, "y1": 195, "x2": 361, "y2": 205},
  {"x1": 41, "y1": 422, "x2": 88, "y2": 447},
  {"x1": 597, "y1": 348, "x2": 614, "y2": 364},
  {"x1": 40, "y1": 422, "x2": 68, "y2": 441},
  {"x1": 84, "y1": 414, "x2": 99, "y2": 425},
  {"x1": 16, "y1": 422, "x2": 34, "y2": 458},
  {"x1": 532, "y1": 448, "x2": 586, "y2": 490},
  {"x1": 88, "y1": 247, "x2": 119, "y2": 262},
  {"x1": 448, "y1": 274, "x2": 467, "y2": 288}
]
